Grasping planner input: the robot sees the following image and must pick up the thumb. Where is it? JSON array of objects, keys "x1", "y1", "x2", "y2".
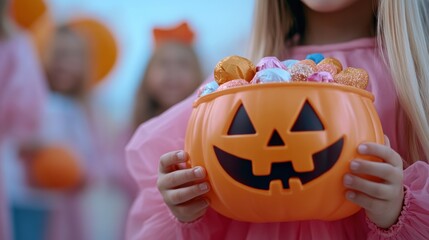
[{"x1": 383, "y1": 135, "x2": 391, "y2": 147}]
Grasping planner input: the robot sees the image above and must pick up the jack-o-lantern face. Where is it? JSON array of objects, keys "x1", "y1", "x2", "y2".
[
  {"x1": 214, "y1": 102, "x2": 344, "y2": 190},
  {"x1": 185, "y1": 82, "x2": 384, "y2": 222}
]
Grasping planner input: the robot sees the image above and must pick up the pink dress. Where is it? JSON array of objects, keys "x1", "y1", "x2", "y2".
[
  {"x1": 0, "y1": 33, "x2": 47, "y2": 240},
  {"x1": 125, "y1": 38, "x2": 429, "y2": 239}
]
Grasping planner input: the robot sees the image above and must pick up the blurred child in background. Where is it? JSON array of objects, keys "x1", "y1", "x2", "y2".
[
  {"x1": 132, "y1": 22, "x2": 203, "y2": 129},
  {"x1": 0, "y1": 0, "x2": 47, "y2": 239},
  {"x1": 21, "y1": 19, "x2": 134, "y2": 240},
  {"x1": 8, "y1": 24, "x2": 96, "y2": 240},
  {"x1": 16, "y1": 18, "x2": 134, "y2": 240},
  {"x1": 39, "y1": 23, "x2": 97, "y2": 240}
]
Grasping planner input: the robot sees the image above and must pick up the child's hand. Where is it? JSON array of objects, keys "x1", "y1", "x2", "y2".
[
  {"x1": 344, "y1": 136, "x2": 404, "y2": 229},
  {"x1": 157, "y1": 151, "x2": 210, "y2": 223}
]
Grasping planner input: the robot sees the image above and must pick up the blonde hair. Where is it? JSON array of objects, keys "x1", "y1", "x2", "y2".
[
  {"x1": 377, "y1": 0, "x2": 429, "y2": 162},
  {"x1": 249, "y1": 0, "x2": 429, "y2": 163},
  {"x1": 248, "y1": 0, "x2": 304, "y2": 61},
  {"x1": 132, "y1": 42, "x2": 203, "y2": 130}
]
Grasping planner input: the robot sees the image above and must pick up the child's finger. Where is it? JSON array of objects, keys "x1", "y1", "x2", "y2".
[
  {"x1": 384, "y1": 135, "x2": 391, "y2": 147},
  {"x1": 159, "y1": 151, "x2": 188, "y2": 173},
  {"x1": 357, "y1": 143, "x2": 402, "y2": 168},
  {"x1": 164, "y1": 182, "x2": 210, "y2": 206},
  {"x1": 345, "y1": 191, "x2": 386, "y2": 215},
  {"x1": 343, "y1": 174, "x2": 392, "y2": 200},
  {"x1": 157, "y1": 167, "x2": 206, "y2": 190},
  {"x1": 349, "y1": 159, "x2": 400, "y2": 183}
]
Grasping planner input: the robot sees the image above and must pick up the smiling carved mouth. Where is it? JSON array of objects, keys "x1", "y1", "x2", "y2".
[{"x1": 213, "y1": 137, "x2": 344, "y2": 190}]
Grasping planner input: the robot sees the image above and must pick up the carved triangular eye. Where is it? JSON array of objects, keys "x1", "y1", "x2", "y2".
[
  {"x1": 291, "y1": 100, "x2": 325, "y2": 132},
  {"x1": 228, "y1": 104, "x2": 256, "y2": 135}
]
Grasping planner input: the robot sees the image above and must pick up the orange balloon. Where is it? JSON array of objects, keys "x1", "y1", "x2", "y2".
[
  {"x1": 185, "y1": 82, "x2": 384, "y2": 222},
  {"x1": 31, "y1": 146, "x2": 84, "y2": 190},
  {"x1": 9, "y1": 0, "x2": 55, "y2": 61},
  {"x1": 10, "y1": 0, "x2": 117, "y2": 85},
  {"x1": 69, "y1": 18, "x2": 118, "y2": 85},
  {"x1": 10, "y1": 0, "x2": 47, "y2": 29}
]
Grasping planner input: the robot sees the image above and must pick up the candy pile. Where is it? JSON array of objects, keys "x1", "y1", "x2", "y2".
[{"x1": 198, "y1": 54, "x2": 369, "y2": 97}]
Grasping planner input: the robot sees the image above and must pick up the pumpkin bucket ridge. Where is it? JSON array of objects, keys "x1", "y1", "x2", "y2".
[{"x1": 193, "y1": 82, "x2": 374, "y2": 107}]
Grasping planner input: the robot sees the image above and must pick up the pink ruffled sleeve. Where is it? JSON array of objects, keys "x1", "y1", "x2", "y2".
[
  {"x1": 125, "y1": 94, "x2": 191, "y2": 239},
  {"x1": 125, "y1": 89, "x2": 231, "y2": 239},
  {"x1": 367, "y1": 161, "x2": 429, "y2": 239}
]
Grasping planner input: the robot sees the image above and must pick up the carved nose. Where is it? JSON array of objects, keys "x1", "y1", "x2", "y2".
[{"x1": 267, "y1": 129, "x2": 285, "y2": 147}]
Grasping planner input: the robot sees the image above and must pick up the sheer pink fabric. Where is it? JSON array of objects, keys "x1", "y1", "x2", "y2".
[
  {"x1": 0, "y1": 33, "x2": 47, "y2": 240},
  {"x1": 126, "y1": 38, "x2": 429, "y2": 239}
]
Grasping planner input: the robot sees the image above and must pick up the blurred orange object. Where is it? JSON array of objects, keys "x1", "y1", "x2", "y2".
[
  {"x1": 31, "y1": 146, "x2": 84, "y2": 190},
  {"x1": 10, "y1": 0, "x2": 46, "y2": 29},
  {"x1": 9, "y1": 0, "x2": 55, "y2": 61},
  {"x1": 69, "y1": 18, "x2": 118, "y2": 85},
  {"x1": 153, "y1": 21, "x2": 195, "y2": 47}
]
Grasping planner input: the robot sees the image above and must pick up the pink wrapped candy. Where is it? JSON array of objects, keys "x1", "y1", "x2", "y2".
[
  {"x1": 256, "y1": 56, "x2": 288, "y2": 71},
  {"x1": 217, "y1": 79, "x2": 249, "y2": 91},
  {"x1": 308, "y1": 72, "x2": 334, "y2": 83}
]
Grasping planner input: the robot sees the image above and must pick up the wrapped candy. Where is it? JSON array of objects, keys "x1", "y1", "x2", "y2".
[
  {"x1": 217, "y1": 79, "x2": 249, "y2": 91},
  {"x1": 334, "y1": 67, "x2": 369, "y2": 89},
  {"x1": 318, "y1": 57, "x2": 343, "y2": 73},
  {"x1": 196, "y1": 54, "x2": 371, "y2": 99},
  {"x1": 316, "y1": 63, "x2": 338, "y2": 76},
  {"x1": 251, "y1": 68, "x2": 292, "y2": 84},
  {"x1": 306, "y1": 53, "x2": 325, "y2": 64},
  {"x1": 198, "y1": 81, "x2": 219, "y2": 97},
  {"x1": 214, "y1": 56, "x2": 256, "y2": 85},
  {"x1": 308, "y1": 72, "x2": 334, "y2": 83},
  {"x1": 282, "y1": 59, "x2": 299, "y2": 70},
  {"x1": 256, "y1": 56, "x2": 288, "y2": 71},
  {"x1": 298, "y1": 59, "x2": 317, "y2": 71},
  {"x1": 290, "y1": 63, "x2": 314, "y2": 82}
]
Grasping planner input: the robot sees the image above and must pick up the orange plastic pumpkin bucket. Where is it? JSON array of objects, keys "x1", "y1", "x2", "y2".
[{"x1": 185, "y1": 82, "x2": 384, "y2": 222}]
